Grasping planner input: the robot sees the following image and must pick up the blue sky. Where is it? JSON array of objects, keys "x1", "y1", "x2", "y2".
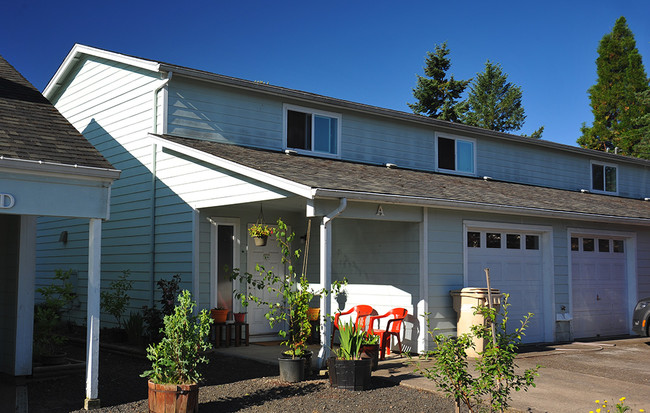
[{"x1": 2, "y1": 0, "x2": 649, "y2": 147}]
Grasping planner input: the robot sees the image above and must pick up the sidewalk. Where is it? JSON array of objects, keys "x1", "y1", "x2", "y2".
[{"x1": 213, "y1": 337, "x2": 650, "y2": 413}]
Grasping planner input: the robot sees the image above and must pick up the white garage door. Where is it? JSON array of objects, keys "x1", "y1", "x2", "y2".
[
  {"x1": 467, "y1": 230, "x2": 545, "y2": 343},
  {"x1": 571, "y1": 235, "x2": 627, "y2": 339}
]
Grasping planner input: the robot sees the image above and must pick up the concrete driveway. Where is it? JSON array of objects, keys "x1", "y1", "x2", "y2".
[{"x1": 215, "y1": 336, "x2": 650, "y2": 412}]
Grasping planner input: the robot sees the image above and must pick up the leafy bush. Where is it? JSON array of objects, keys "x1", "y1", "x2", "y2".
[
  {"x1": 413, "y1": 294, "x2": 540, "y2": 413},
  {"x1": 101, "y1": 269, "x2": 134, "y2": 329},
  {"x1": 34, "y1": 269, "x2": 77, "y2": 357},
  {"x1": 141, "y1": 290, "x2": 212, "y2": 384},
  {"x1": 142, "y1": 273, "x2": 182, "y2": 343}
]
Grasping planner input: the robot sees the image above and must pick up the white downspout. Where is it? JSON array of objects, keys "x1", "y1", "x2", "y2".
[
  {"x1": 318, "y1": 197, "x2": 347, "y2": 367},
  {"x1": 152, "y1": 72, "x2": 172, "y2": 135}
]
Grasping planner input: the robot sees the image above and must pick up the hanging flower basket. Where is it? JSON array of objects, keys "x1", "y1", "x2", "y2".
[
  {"x1": 249, "y1": 223, "x2": 273, "y2": 247},
  {"x1": 253, "y1": 235, "x2": 268, "y2": 247}
]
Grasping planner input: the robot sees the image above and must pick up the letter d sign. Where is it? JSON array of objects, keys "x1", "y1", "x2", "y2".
[{"x1": 0, "y1": 193, "x2": 15, "y2": 209}]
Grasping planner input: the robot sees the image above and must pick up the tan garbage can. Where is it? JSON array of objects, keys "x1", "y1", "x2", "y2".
[{"x1": 450, "y1": 288, "x2": 501, "y2": 357}]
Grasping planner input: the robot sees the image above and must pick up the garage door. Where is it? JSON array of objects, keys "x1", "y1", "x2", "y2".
[
  {"x1": 571, "y1": 235, "x2": 627, "y2": 339},
  {"x1": 467, "y1": 230, "x2": 545, "y2": 343}
]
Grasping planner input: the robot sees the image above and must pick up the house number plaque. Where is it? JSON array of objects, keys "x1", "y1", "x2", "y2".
[{"x1": 0, "y1": 193, "x2": 15, "y2": 209}]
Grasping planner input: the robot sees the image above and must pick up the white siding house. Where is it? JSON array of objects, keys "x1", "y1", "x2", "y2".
[{"x1": 40, "y1": 45, "x2": 650, "y2": 366}]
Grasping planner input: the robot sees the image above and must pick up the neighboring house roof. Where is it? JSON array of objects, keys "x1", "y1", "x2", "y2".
[
  {"x1": 158, "y1": 134, "x2": 650, "y2": 225},
  {"x1": 44, "y1": 44, "x2": 650, "y2": 169},
  {"x1": 0, "y1": 54, "x2": 117, "y2": 173}
]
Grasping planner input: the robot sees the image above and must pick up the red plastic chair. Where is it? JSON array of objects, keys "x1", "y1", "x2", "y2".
[
  {"x1": 369, "y1": 308, "x2": 407, "y2": 360},
  {"x1": 330, "y1": 305, "x2": 376, "y2": 348}
]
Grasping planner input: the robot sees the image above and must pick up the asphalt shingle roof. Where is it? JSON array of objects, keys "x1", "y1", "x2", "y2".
[
  {"x1": 160, "y1": 135, "x2": 650, "y2": 222},
  {"x1": 0, "y1": 55, "x2": 113, "y2": 169}
]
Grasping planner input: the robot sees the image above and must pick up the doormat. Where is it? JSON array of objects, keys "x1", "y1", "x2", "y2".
[{"x1": 253, "y1": 341, "x2": 283, "y2": 346}]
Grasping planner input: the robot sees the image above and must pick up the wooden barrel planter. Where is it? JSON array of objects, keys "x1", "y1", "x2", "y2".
[
  {"x1": 328, "y1": 357, "x2": 372, "y2": 390},
  {"x1": 147, "y1": 381, "x2": 199, "y2": 413}
]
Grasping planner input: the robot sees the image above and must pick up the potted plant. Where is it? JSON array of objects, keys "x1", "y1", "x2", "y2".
[
  {"x1": 328, "y1": 320, "x2": 373, "y2": 390},
  {"x1": 141, "y1": 290, "x2": 213, "y2": 413},
  {"x1": 248, "y1": 222, "x2": 274, "y2": 246},
  {"x1": 233, "y1": 218, "x2": 344, "y2": 382},
  {"x1": 360, "y1": 333, "x2": 380, "y2": 371},
  {"x1": 210, "y1": 307, "x2": 229, "y2": 323}
]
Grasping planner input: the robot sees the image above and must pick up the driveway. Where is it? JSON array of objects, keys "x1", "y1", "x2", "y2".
[{"x1": 215, "y1": 336, "x2": 650, "y2": 412}]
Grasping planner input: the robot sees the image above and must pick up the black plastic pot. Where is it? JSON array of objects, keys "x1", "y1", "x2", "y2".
[
  {"x1": 281, "y1": 350, "x2": 312, "y2": 379},
  {"x1": 360, "y1": 344, "x2": 379, "y2": 371},
  {"x1": 327, "y1": 357, "x2": 372, "y2": 390}
]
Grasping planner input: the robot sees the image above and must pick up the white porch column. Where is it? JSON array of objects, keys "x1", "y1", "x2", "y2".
[
  {"x1": 15, "y1": 215, "x2": 36, "y2": 375},
  {"x1": 318, "y1": 198, "x2": 347, "y2": 367},
  {"x1": 418, "y1": 208, "x2": 429, "y2": 353},
  {"x1": 85, "y1": 218, "x2": 102, "y2": 410}
]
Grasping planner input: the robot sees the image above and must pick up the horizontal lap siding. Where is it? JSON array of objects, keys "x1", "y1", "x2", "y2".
[{"x1": 37, "y1": 56, "x2": 184, "y2": 326}]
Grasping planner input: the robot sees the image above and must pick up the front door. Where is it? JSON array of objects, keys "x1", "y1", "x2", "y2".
[{"x1": 246, "y1": 224, "x2": 286, "y2": 338}]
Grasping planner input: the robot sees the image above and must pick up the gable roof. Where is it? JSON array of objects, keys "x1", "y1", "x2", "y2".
[
  {"x1": 45, "y1": 45, "x2": 650, "y2": 169},
  {"x1": 156, "y1": 134, "x2": 650, "y2": 225},
  {"x1": 0, "y1": 54, "x2": 118, "y2": 176}
]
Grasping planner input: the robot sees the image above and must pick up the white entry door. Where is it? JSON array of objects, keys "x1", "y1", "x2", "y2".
[
  {"x1": 571, "y1": 235, "x2": 627, "y2": 338},
  {"x1": 466, "y1": 229, "x2": 545, "y2": 343},
  {"x1": 246, "y1": 225, "x2": 287, "y2": 337}
]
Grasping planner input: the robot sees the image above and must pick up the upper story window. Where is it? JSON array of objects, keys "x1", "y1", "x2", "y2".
[
  {"x1": 591, "y1": 161, "x2": 617, "y2": 194},
  {"x1": 284, "y1": 104, "x2": 341, "y2": 157},
  {"x1": 436, "y1": 134, "x2": 475, "y2": 175}
]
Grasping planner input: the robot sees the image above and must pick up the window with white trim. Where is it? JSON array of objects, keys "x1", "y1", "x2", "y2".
[
  {"x1": 437, "y1": 135, "x2": 475, "y2": 174},
  {"x1": 591, "y1": 161, "x2": 617, "y2": 194},
  {"x1": 285, "y1": 105, "x2": 340, "y2": 156}
]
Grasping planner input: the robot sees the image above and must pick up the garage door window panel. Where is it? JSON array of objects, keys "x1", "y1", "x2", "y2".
[
  {"x1": 506, "y1": 234, "x2": 521, "y2": 249},
  {"x1": 486, "y1": 233, "x2": 501, "y2": 248}
]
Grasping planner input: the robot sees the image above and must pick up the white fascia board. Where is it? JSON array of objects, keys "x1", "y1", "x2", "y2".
[
  {"x1": 0, "y1": 157, "x2": 121, "y2": 182},
  {"x1": 313, "y1": 188, "x2": 650, "y2": 226},
  {"x1": 44, "y1": 44, "x2": 161, "y2": 98},
  {"x1": 149, "y1": 135, "x2": 313, "y2": 199}
]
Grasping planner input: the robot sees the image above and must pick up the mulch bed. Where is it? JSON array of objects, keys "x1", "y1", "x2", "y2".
[{"x1": 22, "y1": 341, "x2": 457, "y2": 413}]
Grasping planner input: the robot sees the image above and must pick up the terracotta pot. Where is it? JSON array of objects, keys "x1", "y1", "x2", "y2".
[
  {"x1": 307, "y1": 307, "x2": 320, "y2": 321},
  {"x1": 233, "y1": 312, "x2": 246, "y2": 323},
  {"x1": 210, "y1": 309, "x2": 229, "y2": 323},
  {"x1": 147, "y1": 381, "x2": 199, "y2": 413}
]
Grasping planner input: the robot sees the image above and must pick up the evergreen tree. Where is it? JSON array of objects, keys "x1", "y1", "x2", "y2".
[
  {"x1": 578, "y1": 16, "x2": 650, "y2": 156},
  {"x1": 462, "y1": 61, "x2": 526, "y2": 132},
  {"x1": 409, "y1": 42, "x2": 470, "y2": 122}
]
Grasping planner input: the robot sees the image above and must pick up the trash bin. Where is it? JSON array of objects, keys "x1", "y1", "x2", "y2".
[{"x1": 450, "y1": 288, "x2": 501, "y2": 357}]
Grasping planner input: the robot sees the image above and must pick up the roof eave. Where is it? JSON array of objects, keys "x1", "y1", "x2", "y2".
[
  {"x1": 313, "y1": 188, "x2": 650, "y2": 226},
  {"x1": 0, "y1": 157, "x2": 121, "y2": 181}
]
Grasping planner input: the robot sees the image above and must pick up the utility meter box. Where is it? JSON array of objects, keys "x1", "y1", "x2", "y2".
[{"x1": 450, "y1": 288, "x2": 501, "y2": 357}]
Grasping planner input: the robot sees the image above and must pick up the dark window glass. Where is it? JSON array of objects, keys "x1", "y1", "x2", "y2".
[
  {"x1": 486, "y1": 233, "x2": 501, "y2": 248},
  {"x1": 571, "y1": 237, "x2": 579, "y2": 251},
  {"x1": 287, "y1": 110, "x2": 311, "y2": 150},
  {"x1": 506, "y1": 234, "x2": 521, "y2": 249},
  {"x1": 438, "y1": 137, "x2": 455, "y2": 170},
  {"x1": 592, "y1": 164, "x2": 604, "y2": 191},
  {"x1": 598, "y1": 239, "x2": 610, "y2": 253},
  {"x1": 583, "y1": 238, "x2": 594, "y2": 252},
  {"x1": 526, "y1": 235, "x2": 540, "y2": 250},
  {"x1": 467, "y1": 232, "x2": 481, "y2": 248},
  {"x1": 605, "y1": 166, "x2": 617, "y2": 192},
  {"x1": 613, "y1": 240, "x2": 624, "y2": 253}
]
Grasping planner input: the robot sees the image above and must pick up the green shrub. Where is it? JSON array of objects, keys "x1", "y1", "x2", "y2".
[{"x1": 101, "y1": 269, "x2": 134, "y2": 329}]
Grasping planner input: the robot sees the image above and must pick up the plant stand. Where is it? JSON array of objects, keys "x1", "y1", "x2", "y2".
[{"x1": 211, "y1": 323, "x2": 232, "y2": 348}]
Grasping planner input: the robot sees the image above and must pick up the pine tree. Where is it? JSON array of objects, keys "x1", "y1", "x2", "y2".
[
  {"x1": 578, "y1": 16, "x2": 650, "y2": 156},
  {"x1": 462, "y1": 61, "x2": 526, "y2": 132},
  {"x1": 409, "y1": 42, "x2": 470, "y2": 122}
]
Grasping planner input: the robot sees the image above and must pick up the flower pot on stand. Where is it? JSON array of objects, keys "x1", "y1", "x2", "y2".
[
  {"x1": 360, "y1": 343, "x2": 379, "y2": 371},
  {"x1": 148, "y1": 381, "x2": 199, "y2": 413},
  {"x1": 210, "y1": 309, "x2": 229, "y2": 324},
  {"x1": 233, "y1": 312, "x2": 246, "y2": 323}
]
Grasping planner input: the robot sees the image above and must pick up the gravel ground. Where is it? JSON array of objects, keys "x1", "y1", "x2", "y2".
[{"x1": 25, "y1": 343, "x2": 459, "y2": 413}]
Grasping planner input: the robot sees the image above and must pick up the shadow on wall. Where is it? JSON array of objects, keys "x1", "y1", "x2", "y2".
[{"x1": 34, "y1": 118, "x2": 194, "y2": 328}]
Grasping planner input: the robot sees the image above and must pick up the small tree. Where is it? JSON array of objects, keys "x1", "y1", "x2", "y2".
[
  {"x1": 413, "y1": 294, "x2": 540, "y2": 413},
  {"x1": 101, "y1": 269, "x2": 134, "y2": 329},
  {"x1": 409, "y1": 42, "x2": 471, "y2": 122},
  {"x1": 462, "y1": 61, "x2": 526, "y2": 133}
]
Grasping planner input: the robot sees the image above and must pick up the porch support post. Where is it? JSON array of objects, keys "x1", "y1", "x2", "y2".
[
  {"x1": 418, "y1": 208, "x2": 429, "y2": 353},
  {"x1": 15, "y1": 215, "x2": 36, "y2": 375},
  {"x1": 85, "y1": 218, "x2": 102, "y2": 410},
  {"x1": 318, "y1": 198, "x2": 347, "y2": 368}
]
